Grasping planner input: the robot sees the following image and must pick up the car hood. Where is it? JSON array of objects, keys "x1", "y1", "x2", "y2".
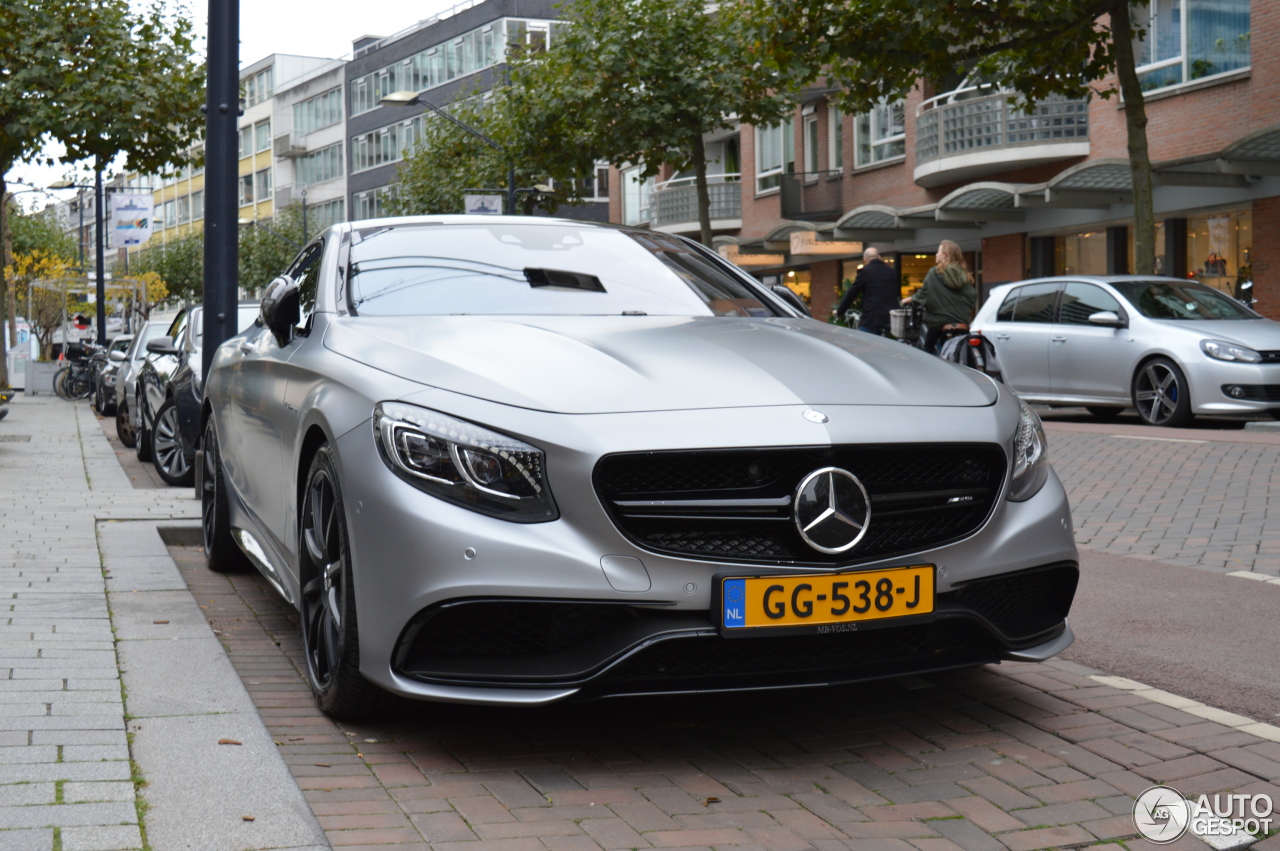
[
  {"x1": 1152, "y1": 318, "x2": 1280, "y2": 351},
  {"x1": 323, "y1": 315, "x2": 998, "y2": 414}
]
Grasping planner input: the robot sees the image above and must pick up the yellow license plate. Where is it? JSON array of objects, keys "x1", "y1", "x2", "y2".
[{"x1": 721, "y1": 565, "x2": 935, "y2": 630}]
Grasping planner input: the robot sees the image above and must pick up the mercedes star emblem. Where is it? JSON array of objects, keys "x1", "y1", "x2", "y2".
[
  {"x1": 803, "y1": 409, "x2": 829, "y2": 423},
  {"x1": 793, "y1": 467, "x2": 871, "y2": 554}
]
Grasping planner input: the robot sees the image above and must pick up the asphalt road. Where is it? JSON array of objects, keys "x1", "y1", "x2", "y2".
[{"x1": 1062, "y1": 547, "x2": 1280, "y2": 723}]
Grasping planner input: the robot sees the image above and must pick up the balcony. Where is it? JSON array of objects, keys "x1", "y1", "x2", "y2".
[
  {"x1": 649, "y1": 173, "x2": 742, "y2": 234},
  {"x1": 780, "y1": 171, "x2": 844, "y2": 221},
  {"x1": 914, "y1": 88, "x2": 1089, "y2": 187}
]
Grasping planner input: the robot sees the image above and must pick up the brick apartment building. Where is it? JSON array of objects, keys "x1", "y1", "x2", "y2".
[{"x1": 609, "y1": 0, "x2": 1277, "y2": 321}]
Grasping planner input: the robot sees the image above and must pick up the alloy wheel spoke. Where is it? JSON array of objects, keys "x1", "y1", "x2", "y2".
[{"x1": 303, "y1": 526, "x2": 326, "y2": 565}]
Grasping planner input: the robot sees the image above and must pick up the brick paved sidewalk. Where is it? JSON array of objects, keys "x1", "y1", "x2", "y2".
[
  {"x1": 171, "y1": 541, "x2": 1280, "y2": 851},
  {"x1": 0, "y1": 396, "x2": 199, "y2": 850},
  {"x1": 1044, "y1": 424, "x2": 1280, "y2": 576}
]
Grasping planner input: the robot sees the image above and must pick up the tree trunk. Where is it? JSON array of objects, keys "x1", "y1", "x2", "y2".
[
  {"x1": 691, "y1": 133, "x2": 713, "y2": 246},
  {"x1": 1110, "y1": 1, "x2": 1156, "y2": 275},
  {"x1": 0, "y1": 172, "x2": 11, "y2": 389}
]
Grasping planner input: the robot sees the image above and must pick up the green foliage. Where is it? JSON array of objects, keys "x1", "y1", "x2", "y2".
[
  {"x1": 9, "y1": 207, "x2": 76, "y2": 262},
  {"x1": 392, "y1": 95, "x2": 580, "y2": 217},
  {"x1": 130, "y1": 206, "x2": 310, "y2": 304},
  {"x1": 506, "y1": 0, "x2": 797, "y2": 241}
]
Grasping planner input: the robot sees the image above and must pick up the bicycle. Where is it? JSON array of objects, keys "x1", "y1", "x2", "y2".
[{"x1": 53, "y1": 342, "x2": 104, "y2": 401}]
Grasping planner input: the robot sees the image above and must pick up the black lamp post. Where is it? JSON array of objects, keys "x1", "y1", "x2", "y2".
[{"x1": 202, "y1": 0, "x2": 240, "y2": 378}]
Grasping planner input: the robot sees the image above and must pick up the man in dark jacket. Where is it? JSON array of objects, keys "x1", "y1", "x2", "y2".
[{"x1": 831, "y1": 247, "x2": 900, "y2": 335}]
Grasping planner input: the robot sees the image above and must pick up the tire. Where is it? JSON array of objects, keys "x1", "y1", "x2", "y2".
[
  {"x1": 201, "y1": 419, "x2": 253, "y2": 574},
  {"x1": 116, "y1": 400, "x2": 136, "y2": 448},
  {"x1": 151, "y1": 400, "x2": 194, "y2": 487},
  {"x1": 1085, "y1": 406, "x2": 1123, "y2": 421},
  {"x1": 135, "y1": 398, "x2": 153, "y2": 462},
  {"x1": 300, "y1": 445, "x2": 382, "y2": 719},
  {"x1": 53, "y1": 367, "x2": 75, "y2": 400},
  {"x1": 1132, "y1": 358, "x2": 1193, "y2": 427}
]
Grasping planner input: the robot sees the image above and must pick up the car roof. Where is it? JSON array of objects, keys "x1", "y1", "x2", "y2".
[{"x1": 337, "y1": 214, "x2": 628, "y2": 234}]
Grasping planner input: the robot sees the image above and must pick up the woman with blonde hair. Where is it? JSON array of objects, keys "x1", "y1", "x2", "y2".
[{"x1": 904, "y1": 240, "x2": 977, "y2": 354}]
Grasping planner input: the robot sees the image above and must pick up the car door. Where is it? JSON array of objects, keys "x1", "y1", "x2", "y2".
[
  {"x1": 1049, "y1": 282, "x2": 1134, "y2": 401},
  {"x1": 226, "y1": 244, "x2": 323, "y2": 570},
  {"x1": 988, "y1": 282, "x2": 1060, "y2": 395}
]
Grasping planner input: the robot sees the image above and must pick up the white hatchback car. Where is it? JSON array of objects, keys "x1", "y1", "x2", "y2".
[{"x1": 971, "y1": 276, "x2": 1280, "y2": 426}]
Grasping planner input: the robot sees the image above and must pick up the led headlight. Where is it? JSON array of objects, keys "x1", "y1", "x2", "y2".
[
  {"x1": 1008, "y1": 397, "x2": 1048, "y2": 502},
  {"x1": 373, "y1": 401, "x2": 558, "y2": 522},
  {"x1": 1200, "y1": 339, "x2": 1262, "y2": 363}
]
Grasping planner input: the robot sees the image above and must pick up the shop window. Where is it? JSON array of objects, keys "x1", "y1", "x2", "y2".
[
  {"x1": 783, "y1": 268, "x2": 811, "y2": 304},
  {"x1": 1185, "y1": 209, "x2": 1251, "y2": 294},
  {"x1": 1134, "y1": 0, "x2": 1251, "y2": 92}
]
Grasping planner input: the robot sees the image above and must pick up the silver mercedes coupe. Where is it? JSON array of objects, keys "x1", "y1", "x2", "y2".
[{"x1": 200, "y1": 216, "x2": 1079, "y2": 718}]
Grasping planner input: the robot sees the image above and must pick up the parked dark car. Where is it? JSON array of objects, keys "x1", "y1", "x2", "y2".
[
  {"x1": 114, "y1": 315, "x2": 178, "y2": 448},
  {"x1": 137, "y1": 304, "x2": 258, "y2": 485},
  {"x1": 89, "y1": 335, "x2": 133, "y2": 416}
]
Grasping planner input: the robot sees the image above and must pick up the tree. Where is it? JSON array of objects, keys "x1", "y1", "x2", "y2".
[
  {"x1": 5, "y1": 251, "x2": 80, "y2": 360},
  {"x1": 392, "y1": 90, "x2": 591, "y2": 217},
  {"x1": 0, "y1": 0, "x2": 204, "y2": 387},
  {"x1": 753, "y1": 0, "x2": 1163, "y2": 273},
  {"x1": 131, "y1": 230, "x2": 204, "y2": 305},
  {"x1": 9, "y1": 206, "x2": 77, "y2": 262},
  {"x1": 507, "y1": 0, "x2": 797, "y2": 245}
]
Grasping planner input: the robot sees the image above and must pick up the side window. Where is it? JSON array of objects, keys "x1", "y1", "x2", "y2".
[
  {"x1": 166, "y1": 311, "x2": 187, "y2": 342},
  {"x1": 290, "y1": 241, "x2": 324, "y2": 320},
  {"x1": 1059, "y1": 282, "x2": 1122, "y2": 325},
  {"x1": 996, "y1": 290, "x2": 1019, "y2": 321},
  {"x1": 1011, "y1": 283, "x2": 1060, "y2": 323}
]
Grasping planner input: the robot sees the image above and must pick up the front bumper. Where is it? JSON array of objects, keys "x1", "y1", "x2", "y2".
[
  {"x1": 334, "y1": 401, "x2": 1078, "y2": 706},
  {"x1": 1188, "y1": 359, "x2": 1280, "y2": 414}
]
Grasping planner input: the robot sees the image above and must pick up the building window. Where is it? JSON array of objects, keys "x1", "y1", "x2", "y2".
[
  {"x1": 803, "y1": 113, "x2": 820, "y2": 176},
  {"x1": 297, "y1": 142, "x2": 344, "y2": 187},
  {"x1": 828, "y1": 105, "x2": 843, "y2": 170},
  {"x1": 192, "y1": 190, "x2": 204, "y2": 220},
  {"x1": 349, "y1": 17, "x2": 553, "y2": 117},
  {"x1": 621, "y1": 167, "x2": 653, "y2": 225},
  {"x1": 237, "y1": 126, "x2": 253, "y2": 159},
  {"x1": 352, "y1": 186, "x2": 394, "y2": 220},
  {"x1": 294, "y1": 87, "x2": 343, "y2": 135},
  {"x1": 244, "y1": 67, "x2": 273, "y2": 106},
  {"x1": 255, "y1": 120, "x2": 271, "y2": 152},
  {"x1": 755, "y1": 118, "x2": 794, "y2": 192},
  {"x1": 238, "y1": 174, "x2": 255, "y2": 206},
  {"x1": 176, "y1": 195, "x2": 190, "y2": 225},
  {"x1": 255, "y1": 169, "x2": 272, "y2": 200},
  {"x1": 311, "y1": 198, "x2": 345, "y2": 230},
  {"x1": 350, "y1": 116, "x2": 425, "y2": 173},
  {"x1": 162, "y1": 199, "x2": 175, "y2": 229},
  {"x1": 855, "y1": 101, "x2": 905, "y2": 167},
  {"x1": 1134, "y1": 0, "x2": 1250, "y2": 91},
  {"x1": 191, "y1": 146, "x2": 204, "y2": 176}
]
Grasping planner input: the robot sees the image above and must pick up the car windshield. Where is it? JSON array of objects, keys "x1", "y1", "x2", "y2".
[
  {"x1": 1111, "y1": 280, "x2": 1258, "y2": 320},
  {"x1": 347, "y1": 223, "x2": 778, "y2": 318}
]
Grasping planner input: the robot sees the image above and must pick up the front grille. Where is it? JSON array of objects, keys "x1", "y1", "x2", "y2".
[
  {"x1": 594, "y1": 444, "x2": 1006, "y2": 565},
  {"x1": 951, "y1": 562, "x2": 1078, "y2": 643},
  {"x1": 596, "y1": 619, "x2": 1001, "y2": 693},
  {"x1": 393, "y1": 563, "x2": 1075, "y2": 691},
  {"x1": 1259, "y1": 351, "x2": 1280, "y2": 364},
  {"x1": 1222, "y1": 384, "x2": 1280, "y2": 402}
]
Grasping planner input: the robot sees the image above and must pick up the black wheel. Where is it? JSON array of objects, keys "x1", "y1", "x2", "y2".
[
  {"x1": 151, "y1": 400, "x2": 194, "y2": 486},
  {"x1": 135, "y1": 398, "x2": 153, "y2": 462},
  {"x1": 1132, "y1": 358, "x2": 1193, "y2": 427},
  {"x1": 300, "y1": 446, "x2": 382, "y2": 718},
  {"x1": 201, "y1": 419, "x2": 253, "y2": 574},
  {"x1": 116, "y1": 400, "x2": 137, "y2": 448},
  {"x1": 1085, "y1": 406, "x2": 1123, "y2": 421}
]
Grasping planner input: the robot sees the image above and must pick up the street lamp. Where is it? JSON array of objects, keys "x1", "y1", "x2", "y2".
[{"x1": 379, "y1": 90, "x2": 518, "y2": 215}]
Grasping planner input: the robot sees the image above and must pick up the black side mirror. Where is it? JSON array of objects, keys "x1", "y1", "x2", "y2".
[
  {"x1": 771, "y1": 285, "x2": 811, "y2": 317},
  {"x1": 145, "y1": 336, "x2": 180, "y2": 356},
  {"x1": 260, "y1": 276, "x2": 302, "y2": 347}
]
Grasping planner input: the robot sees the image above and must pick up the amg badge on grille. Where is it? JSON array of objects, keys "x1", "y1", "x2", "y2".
[{"x1": 793, "y1": 467, "x2": 871, "y2": 554}]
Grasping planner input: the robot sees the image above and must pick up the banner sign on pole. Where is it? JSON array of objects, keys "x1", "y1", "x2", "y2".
[
  {"x1": 111, "y1": 194, "x2": 155, "y2": 247},
  {"x1": 464, "y1": 194, "x2": 504, "y2": 215}
]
